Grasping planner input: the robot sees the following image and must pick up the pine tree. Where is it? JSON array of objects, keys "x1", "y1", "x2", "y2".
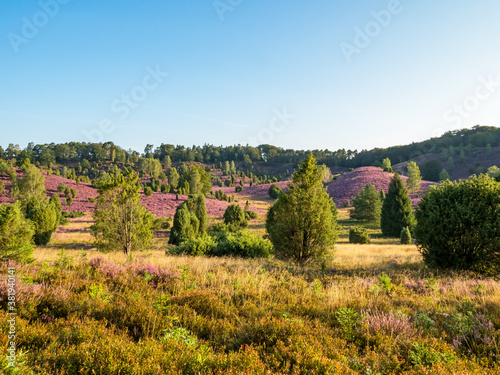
[
  {"x1": 91, "y1": 173, "x2": 155, "y2": 256},
  {"x1": 168, "y1": 167, "x2": 180, "y2": 189},
  {"x1": 381, "y1": 174, "x2": 415, "y2": 237},
  {"x1": 382, "y1": 158, "x2": 393, "y2": 173},
  {"x1": 406, "y1": 161, "x2": 422, "y2": 192},
  {"x1": 350, "y1": 183, "x2": 382, "y2": 224},
  {"x1": 266, "y1": 154, "x2": 338, "y2": 264},
  {"x1": 164, "y1": 155, "x2": 172, "y2": 170},
  {"x1": 11, "y1": 164, "x2": 46, "y2": 209}
]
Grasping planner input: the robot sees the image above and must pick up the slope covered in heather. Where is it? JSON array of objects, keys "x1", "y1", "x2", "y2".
[{"x1": 327, "y1": 167, "x2": 438, "y2": 207}]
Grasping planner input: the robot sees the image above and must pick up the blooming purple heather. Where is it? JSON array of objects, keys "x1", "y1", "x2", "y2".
[{"x1": 362, "y1": 310, "x2": 420, "y2": 341}]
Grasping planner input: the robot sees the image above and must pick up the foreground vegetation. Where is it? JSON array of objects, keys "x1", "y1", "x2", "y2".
[{"x1": 1, "y1": 241, "x2": 499, "y2": 374}]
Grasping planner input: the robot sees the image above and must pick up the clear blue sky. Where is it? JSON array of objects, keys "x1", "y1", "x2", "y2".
[{"x1": 1, "y1": 0, "x2": 500, "y2": 153}]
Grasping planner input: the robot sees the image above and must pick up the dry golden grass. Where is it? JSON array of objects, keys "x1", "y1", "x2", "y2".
[{"x1": 333, "y1": 243, "x2": 421, "y2": 270}]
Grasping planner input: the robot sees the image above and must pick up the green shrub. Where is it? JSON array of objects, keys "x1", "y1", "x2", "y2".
[
  {"x1": 415, "y1": 175, "x2": 500, "y2": 275},
  {"x1": 26, "y1": 200, "x2": 58, "y2": 246},
  {"x1": 268, "y1": 184, "x2": 282, "y2": 199},
  {"x1": 223, "y1": 204, "x2": 248, "y2": 229},
  {"x1": 154, "y1": 216, "x2": 171, "y2": 230},
  {"x1": 382, "y1": 158, "x2": 393, "y2": 173},
  {"x1": 144, "y1": 186, "x2": 153, "y2": 197},
  {"x1": 62, "y1": 211, "x2": 85, "y2": 219},
  {"x1": 70, "y1": 188, "x2": 77, "y2": 198},
  {"x1": 244, "y1": 210, "x2": 258, "y2": 220},
  {"x1": 0, "y1": 180, "x2": 4, "y2": 195},
  {"x1": 235, "y1": 185, "x2": 243, "y2": 193},
  {"x1": 65, "y1": 196, "x2": 73, "y2": 206},
  {"x1": 0, "y1": 202, "x2": 34, "y2": 262},
  {"x1": 0, "y1": 160, "x2": 9, "y2": 175},
  {"x1": 49, "y1": 194, "x2": 62, "y2": 230},
  {"x1": 214, "y1": 231, "x2": 272, "y2": 258},
  {"x1": 349, "y1": 227, "x2": 370, "y2": 244},
  {"x1": 336, "y1": 307, "x2": 360, "y2": 342},
  {"x1": 174, "y1": 233, "x2": 218, "y2": 256},
  {"x1": 400, "y1": 226, "x2": 411, "y2": 244},
  {"x1": 57, "y1": 183, "x2": 67, "y2": 193}
]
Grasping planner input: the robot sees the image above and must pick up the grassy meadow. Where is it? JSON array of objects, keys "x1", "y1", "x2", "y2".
[{"x1": 1, "y1": 208, "x2": 499, "y2": 374}]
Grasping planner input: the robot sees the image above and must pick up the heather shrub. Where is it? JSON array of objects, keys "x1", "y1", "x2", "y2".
[
  {"x1": 89, "y1": 257, "x2": 126, "y2": 278},
  {"x1": 133, "y1": 263, "x2": 179, "y2": 286},
  {"x1": 446, "y1": 308, "x2": 498, "y2": 360},
  {"x1": 415, "y1": 175, "x2": 500, "y2": 275},
  {"x1": 362, "y1": 310, "x2": 419, "y2": 342},
  {"x1": 349, "y1": 227, "x2": 370, "y2": 244}
]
